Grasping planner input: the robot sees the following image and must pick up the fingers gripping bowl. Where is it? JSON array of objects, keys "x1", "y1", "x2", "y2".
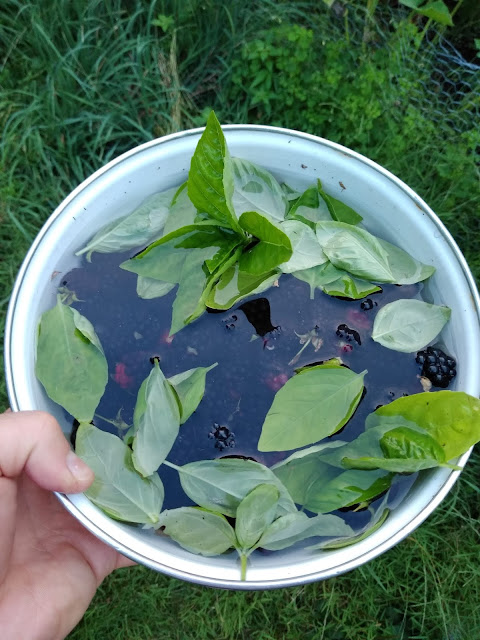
[{"x1": 5, "y1": 121, "x2": 480, "y2": 588}]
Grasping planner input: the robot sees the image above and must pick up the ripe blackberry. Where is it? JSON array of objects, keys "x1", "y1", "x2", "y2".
[
  {"x1": 415, "y1": 346, "x2": 456, "y2": 388},
  {"x1": 336, "y1": 323, "x2": 361, "y2": 345}
]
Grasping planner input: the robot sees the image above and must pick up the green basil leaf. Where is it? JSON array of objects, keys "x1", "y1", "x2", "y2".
[
  {"x1": 131, "y1": 360, "x2": 181, "y2": 477},
  {"x1": 169, "y1": 250, "x2": 211, "y2": 335},
  {"x1": 319, "y1": 224, "x2": 395, "y2": 283},
  {"x1": 75, "y1": 423, "x2": 164, "y2": 524},
  {"x1": 316, "y1": 221, "x2": 434, "y2": 285},
  {"x1": 157, "y1": 507, "x2": 236, "y2": 556},
  {"x1": 257, "y1": 364, "x2": 367, "y2": 451},
  {"x1": 370, "y1": 391, "x2": 480, "y2": 461},
  {"x1": 278, "y1": 220, "x2": 328, "y2": 273},
  {"x1": 238, "y1": 211, "x2": 292, "y2": 275},
  {"x1": 258, "y1": 512, "x2": 354, "y2": 550},
  {"x1": 281, "y1": 182, "x2": 302, "y2": 203},
  {"x1": 320, "y1": 273, "x2": 381, "y2": 299},
  {"x1": 168, "y1": 363, "x2": 218, "y2": 424},
  {"x1": 292, "y1": 262, "x2": 344, "y2": 299},
  {"x1": 256, "y1": 512, "x2": 313, "y2": 550},
  {"x1": 372, "y1": 299, "x2": 451, "y2": 352},
  {"x1": 231, "y1": 157, "x2": 287, "y2": 222},
  {"x1": 120, "y1": 224, "x2": 241, "y2": 281},
  {"x1": 317, "y1": 180, "x2": 363, "y2": 225},
  {"x1": 136, "y1": 276, "x2": 176, "y2": 300},
  {"x1": 163, "y1": 182, "x2": 198, "y2": 236},
  {"x1": 287, "y1": 183, "x2": 332, "y2": 227},
  {"x1": 308, "y1": 468, "x2": 393, "y2": 512},
  {"x1": 206, "y1": 263, "x2": 279, "y2": 310},
  {"x1": 187, "y1": 111, "x2": 242, "y2": 234},
  {"x1": 235, "y1": 484, "x2": 280, "y2": 550},
  {"x1": 75, "y1": 188, "x2": 177, "y2": 260},
  {"x1": 167, "y1": 458, "x2": 297, "y2": 518},
  {"x1": 377, "y1": 238, "x2": 435, "y2": 284},
  {"x1": 35, "y1": 297, "x2": 108, "y2": 423},
  {"x1": 272, "y1": 443, "x2": 391, "y2": 513},
  {"x1": 271, "y1": 442, "x2": 346, "y2": 504},
  {"x1": 310, "y1": 494, "x2": 390, "y2": 550}
]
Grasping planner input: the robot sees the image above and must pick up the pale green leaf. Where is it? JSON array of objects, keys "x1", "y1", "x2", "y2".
[
  {"x1": 76, "y1": 188, "x2": 176, "y2": 259},
  {"x1": 76, "y1": 423, "x2": 164, "y2": 524},
  {"x1": 167, "y1": 458, "x2": 297, "y2": 518},
  {"x1": 131, "y1": 361, "x2": 181, "y2": 477},
  {"x1": 168, "y1": 363, "x2": 218, "y2": 424},
  {"x1": 35, "y1": 297, "x2": 108, "y2": 423},
  {"x1": 235, "y1": 484, "x2": 280, "y2": 550},
  {"x1": 231, "y1": 157, "x2": 287, "y2": 222},
  {"x1": 158, "y1": 507, "x2": 236, "y2": 556},
  {"x1": 372, "y1": 299, "x2": 451, "y2": 352}
]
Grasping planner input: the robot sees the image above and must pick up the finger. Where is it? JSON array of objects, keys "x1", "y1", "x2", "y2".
[{"x1": 0, "y1": 410, "x2": 93, "y2": 493}]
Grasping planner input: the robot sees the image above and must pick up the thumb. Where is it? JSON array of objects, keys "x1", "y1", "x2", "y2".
[{"x1": 0, "y1": 410, "x2": 94, "y2": 493}]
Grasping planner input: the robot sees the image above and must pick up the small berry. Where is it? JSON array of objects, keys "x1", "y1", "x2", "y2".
[{"x1": 416, "y1": 346, "x2": 456, "y2": 388}]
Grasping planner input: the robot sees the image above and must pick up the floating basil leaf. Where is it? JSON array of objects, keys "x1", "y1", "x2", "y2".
[
  {"x1": 317, "y1": 180, "x2": 363, "y2": 225},
  {"x1": 256, "y1": 512, "x2": 313, "y2": 551},
  {"x1": 372, "y1": 299, "x2": 451, "y2": 352},
  {"x1": 319, "y1": 273, "x2": 381, "y2": 299},
  {"x1": 187, "y1": 111, "x2": 242, "y2": 234},
  {"x1": 278, "y1": 220, "x2": 327, "y2": 273},
  {"x1": 157, "y1": 507, "x2": 236, "y2": 556},
  {"x1": 168, "y1": 363, "x2": 218, "y2": 424},
  {"x1": 369, "y1": 391, "x2": 480, "y2": 461},
  {"x1": 120, "y1": 223, "x2": 241, "y2": 281},
  {"x1": 287, "y1": 182, "x2": 332, "y2": 227},
  {"x1": 163, "y1": 182, "x2": 198, "y2": 236},
  {"x1": 319, "y1": 223, "x2": 395, "y2": 283},
  {"x1": 238, "y1": 211, "x2": 292, "y2": 275},
  {"x1": 235, "y1": 484, "x2": 280, "y2": 550},
  {"x1": 164, "y1": 458, "x2": 297, "y2": 518},
  {"x1": 75, "y1": 423, "x2": 164, "y2": 524},
  {"x1": 316, "y1": 221, "x2": 433, "y2": 285},
  {"x1": 169, "y1": 249, "x2": 212, "y2": 335},
  {"x1": 136, "y1": 276, "x2": 175, "y2": 300},
  {"x1": 342, "y1": 425, "x2": 453, "y2": 472},
  {"x1": 377, "y1": 237, "x2": 435, "y2": 284},
  {"x1": 281, "y1": 182, "x2": 302, "y2": 203},
  {"x1": 292, "y1": 262, "x2": 344, "y2": 299},
  {"x1": 231, "y1": 157, "x2": 287, "y2": 222},
  {"x1": 258, "y1": 512, "x2": 354, "y2": 550},
  {"x1": 272, "y1": 443, "x2": 391, "y2": 513},
  {"x1": 76, "y1": 187, "x2": 176, "y2": 260},
  {"x1": 35, "y1": 297, "x2": 108, "y2": 423},
  {"x1": 309, "y1": 494, "x2": 390, "y2": 551},
  {"x1": 258, "y1": 363, "x2": 367, "y2": 452},
  {"x1": 131, "y1": 360, "x2": 181, "y2": 477},
  {"x1": 206, "y1": 263, "x2": 279, "y2": 310}
]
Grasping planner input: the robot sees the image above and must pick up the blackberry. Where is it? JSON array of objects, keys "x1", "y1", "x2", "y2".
[
  {"x1": 336, "y1": 323, "x2": 361, "y2": 346},
  {"x1": 360, "y1": 298, "x2": 375, "y2": 311},
  {"x1": 415, "y1": 346, "x2": 456, "y2": 388}
]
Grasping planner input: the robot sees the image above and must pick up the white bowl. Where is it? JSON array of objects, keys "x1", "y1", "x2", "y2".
[{"x1": 5, "y1": 125, "x2": 480, "y2": 588}]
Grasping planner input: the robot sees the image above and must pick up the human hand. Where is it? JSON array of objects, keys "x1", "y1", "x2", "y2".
[{"x1": 0, "y1": 410, "x2": 134, "y2": 640}]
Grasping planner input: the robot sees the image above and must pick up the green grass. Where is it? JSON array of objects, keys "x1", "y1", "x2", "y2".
[{"x1": 1, "y1": 1, "x2": 480, "y2": 638}]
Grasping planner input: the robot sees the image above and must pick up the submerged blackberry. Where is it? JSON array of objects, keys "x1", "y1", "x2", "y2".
[
  {"x1": 416, "y1": 346, "x2": 456, "y2": 388},
  {"x1": 336, "y1": 323, "x2": 361, "y2": 345}
]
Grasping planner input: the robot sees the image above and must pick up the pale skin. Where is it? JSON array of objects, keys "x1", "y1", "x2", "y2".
[{"x1": 0, "y1": 410, "x2": 134, "y2": 640}]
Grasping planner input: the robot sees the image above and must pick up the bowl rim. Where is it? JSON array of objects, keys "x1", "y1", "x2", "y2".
[{"x1": 5, "y1": 123, "x2": 480, "y2": 589}]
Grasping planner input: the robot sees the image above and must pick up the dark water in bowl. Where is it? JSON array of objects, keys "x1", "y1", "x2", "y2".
[{"x1": 65, "y1": 251, "x2": 427, "y2": 513}]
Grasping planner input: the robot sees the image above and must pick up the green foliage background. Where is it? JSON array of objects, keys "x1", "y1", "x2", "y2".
[{"x1": 1, "y1": 0, "x2": 479, "y2": 637}]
